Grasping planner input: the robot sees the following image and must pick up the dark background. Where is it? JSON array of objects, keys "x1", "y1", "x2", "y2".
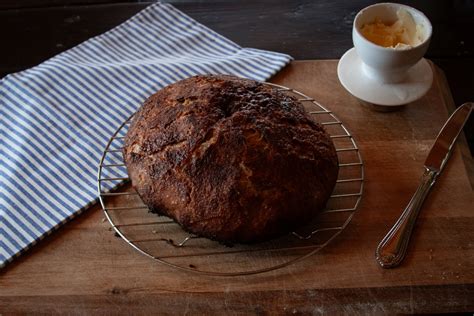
[{"x1": 1, "y1": 0, "x2": 473, "y2": 151}]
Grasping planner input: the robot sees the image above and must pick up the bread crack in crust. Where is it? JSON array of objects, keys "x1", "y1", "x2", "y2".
[{"x1": 123, "y1": 75, "x2": 339, "y2": 243}]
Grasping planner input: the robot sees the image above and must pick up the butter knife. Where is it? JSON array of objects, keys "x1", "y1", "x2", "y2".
[{"x1": 376, "y1": 102, "x2": 473, "y2": 269}]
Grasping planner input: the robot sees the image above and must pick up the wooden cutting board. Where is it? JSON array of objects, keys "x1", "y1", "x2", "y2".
[{"x1": 1, "y1": 60, "x2": 473, "y2": 314}]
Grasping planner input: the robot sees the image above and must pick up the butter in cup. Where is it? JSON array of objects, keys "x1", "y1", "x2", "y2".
[
  {"x1": 353, "y1": 3, "x2": 432, "y2": 83},
  {"x1": 360, "y1": 8, "x2": 426, "y2": 49}
]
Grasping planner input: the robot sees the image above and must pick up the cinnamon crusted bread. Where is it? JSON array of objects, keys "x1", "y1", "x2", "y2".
[{"x1": 123, "y1": 75, "x2": 338, "y2": 243}]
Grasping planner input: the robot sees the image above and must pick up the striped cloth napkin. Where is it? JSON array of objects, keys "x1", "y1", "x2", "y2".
[{"x1": 0, "y1": 2, "x2": 292, "y2": 267}]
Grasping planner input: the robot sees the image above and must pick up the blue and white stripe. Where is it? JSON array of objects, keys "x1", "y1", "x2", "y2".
[{"x1": 0, "y1": 2, "x2": 292, "y2": 267}]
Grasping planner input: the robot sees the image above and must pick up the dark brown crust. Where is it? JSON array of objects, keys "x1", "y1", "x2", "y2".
[{"x1": 123, "y1": 75, "x2": 338, "y2": 243}]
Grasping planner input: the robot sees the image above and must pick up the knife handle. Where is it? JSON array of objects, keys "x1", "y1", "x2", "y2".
[{"x1": 375, "y1": 167, "x2": 438, "y2": 268}]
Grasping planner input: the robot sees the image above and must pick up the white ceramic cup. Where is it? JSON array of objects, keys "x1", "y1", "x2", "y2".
[{"x1": 353, "y1": 3, "x2": 432, "y2": 83}]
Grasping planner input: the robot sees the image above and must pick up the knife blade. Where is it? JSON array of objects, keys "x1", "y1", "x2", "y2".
[
  {"x1": 376, "y1": 102, "x2": 473, "y2": 268},
  {"x1": 425, "y1": 102, "x2": 473, "y2": 173}
]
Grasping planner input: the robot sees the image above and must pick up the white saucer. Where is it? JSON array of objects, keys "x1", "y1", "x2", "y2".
[{"x1": 337, "y1": 48, "x2": 433, "y2": 106}]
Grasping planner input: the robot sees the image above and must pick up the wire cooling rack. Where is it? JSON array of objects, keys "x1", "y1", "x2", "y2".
[{"x1": 97, "y1": 82, "x2": 364, "y2": 276}]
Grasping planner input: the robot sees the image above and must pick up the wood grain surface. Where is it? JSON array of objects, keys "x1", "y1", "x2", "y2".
[
  {"x1": 1, "y1": 0, "x2": 473, "y2": 68},
  {"x1": 1, "y1": 0, "x2": 473, "y2": 151},
  {"x1": 1, "y1": 60, "x2": 473, "y2": 314}
]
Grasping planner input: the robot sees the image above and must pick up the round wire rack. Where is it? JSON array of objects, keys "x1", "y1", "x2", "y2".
[{"x1": 97, "y1": 82, "x2": 364, "y2": 276}]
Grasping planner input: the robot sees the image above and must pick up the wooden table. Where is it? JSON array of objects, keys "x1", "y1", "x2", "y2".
[
  {"x1": 1, "y1": 60, "x2": 473, "y2": 314},
  {"x1": 1, "y1": 0, "x2": 473, "y2": 150}
]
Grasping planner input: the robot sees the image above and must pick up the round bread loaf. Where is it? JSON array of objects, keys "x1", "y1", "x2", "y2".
[{"x1": 123, "y1": 75, "x2": 338, "y2": 243}]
